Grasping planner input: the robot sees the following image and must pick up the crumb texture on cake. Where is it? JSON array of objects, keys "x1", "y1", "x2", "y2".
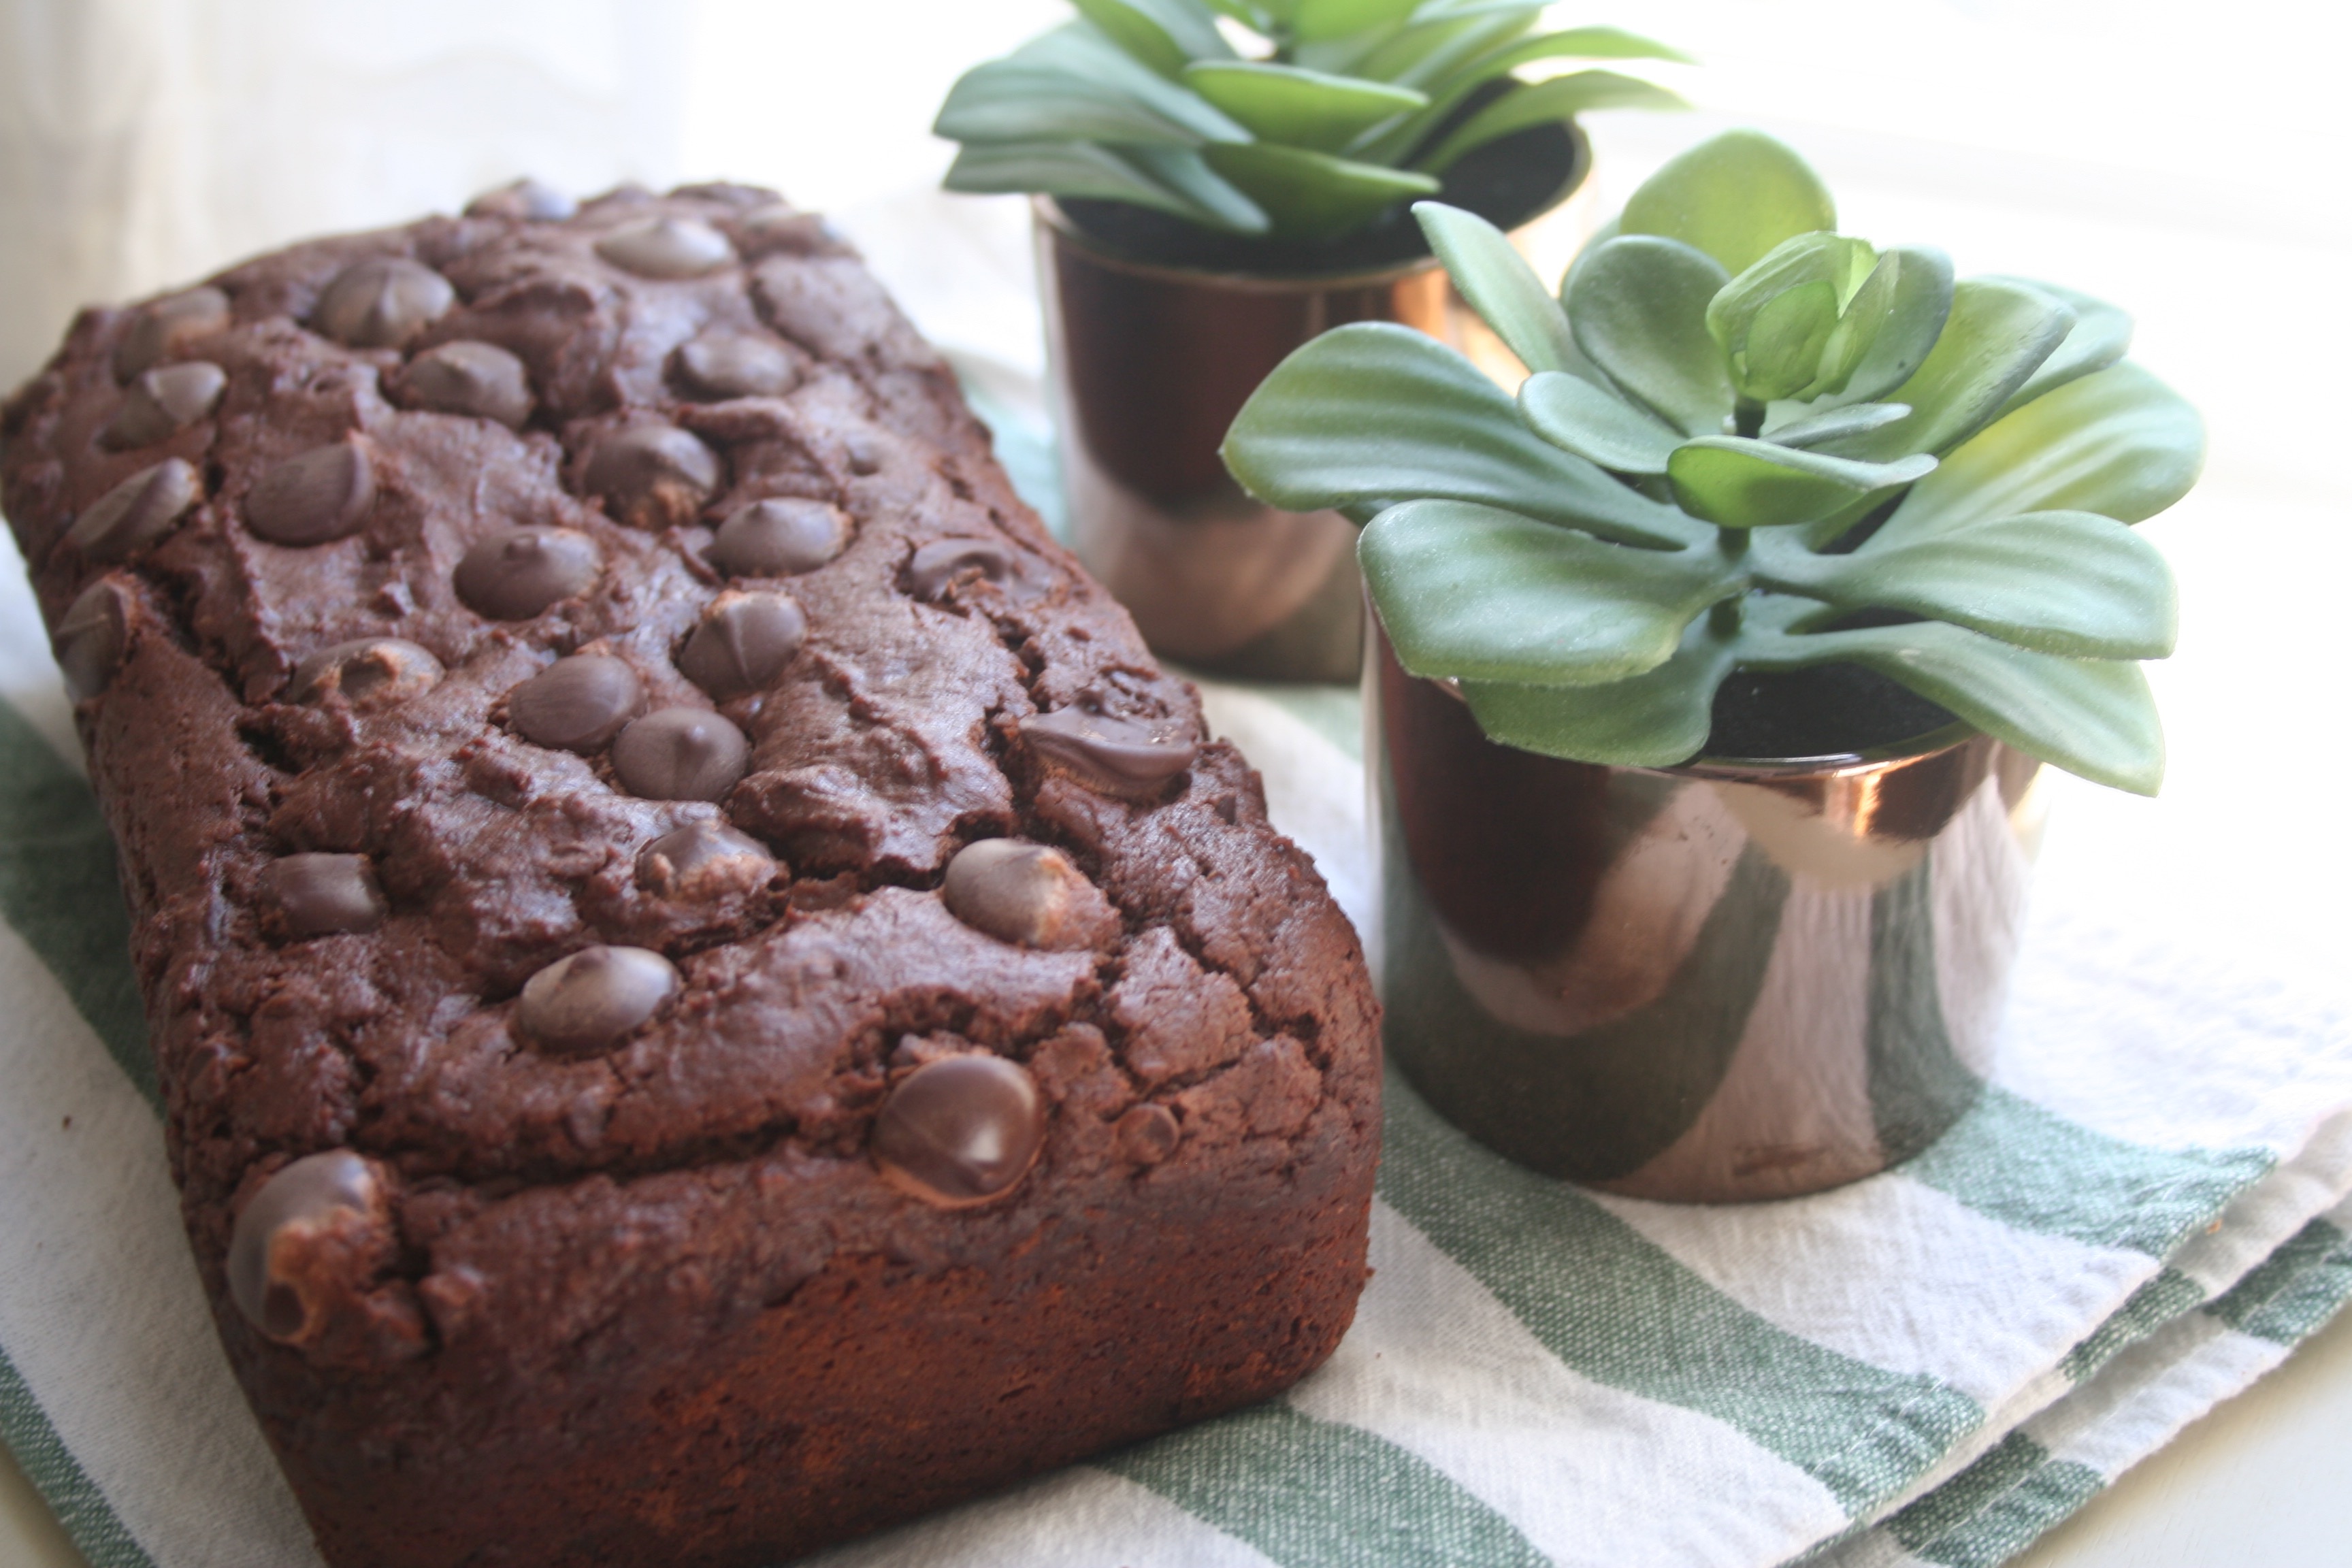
[{"x1": 0, "y1": 181, "x2": 1379, "y2": 1568}]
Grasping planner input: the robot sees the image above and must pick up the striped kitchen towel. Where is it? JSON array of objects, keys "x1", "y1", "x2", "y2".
[{"x1": 3, "y1": 544, "x2": 2351, "y2": 1568}]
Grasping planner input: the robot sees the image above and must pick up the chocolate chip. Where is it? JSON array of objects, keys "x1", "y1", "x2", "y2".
[
  {"x1": 508, "y1": 654, "x2": 643, "y2": 751},
  {"x1": 515, "y1": 945, "x2": 679, "y2": 1054},
  {"x1": 941, "y1": 840, "x2": 1101, "y2": 949},
  {"x1": 465, "y1": 178, "x2": 575, "y2": 221},
  {"x1": 101, "y1": 361, "x2": 227, "y2": 449},
  {"x1": 907, "y1": 536, "x2": 1014, "y2": 601},
  {"x1": 676, "y1": 591, "x2": 804, "y2": 699},
  {"x1": 611, "y1": 707, "x2": 750, "y2": 800},
  {"x1": 245, "y1": 440, "x2": 375, "y2": 546},
  {"x1": 872, "y1": 1055, "x2": 1047, "y2": 1208},
  {"x1": 636, "y1": 820, "x2": 773, "y2": 898},
  {"x1": 227, "y1": 1150, "x2": 380, "y2": 1339},
  {"x1": 312, "y1": 257, "x2": 455, "y2": 349},
  {"x1": 1115, "y1": 1103, "x2": 1181, "y2": 1166},
  {"x1": 265, "y1": 853, "x2": 387, "y2": 938},
  {"x1": 593, "y1": 217, "x2": 734, "y2": 279},
  {"x1": 290, "y1": 638, "x2": 444, "y2": 708},
  {"x1": 674, "y1": 330, "x2": 799, "y2": 399},
  {"x1": 708, "y1": 497, "x2": 848, "y2": 577},
  {"x1": 583, "y1": 424, "x2": 721, "y2": 529},
  {"x1": 54, "y1": 581, "x2": 129, "y2": 701},
  {"x1": 113, "y1": 287, "x2": 230, "y2": 382},
  {"x1": 453, "y1": 527, "x2": 602, "y2": 620},
  {"x1": 394, "y1": 341, "x2": 533, "y2": 429},
  {"x1": 736, "y1": 205, "x2": 848, "y2": 257},
  {"x1": 67, "y1": 458, "x2": 202, "y2": 563},
  {"x1": 1024, "y1": 708, "x2": 1198, "y2": 795}
]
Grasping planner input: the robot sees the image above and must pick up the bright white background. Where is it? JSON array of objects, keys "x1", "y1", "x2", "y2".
[{"x1": 2, "y1": 3, "x2": 2348, "y2": 1564}]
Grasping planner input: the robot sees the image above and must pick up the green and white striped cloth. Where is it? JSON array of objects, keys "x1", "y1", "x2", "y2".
[{"x1": 4, "y1": 506, "x2": 2350, "y2": 1568}]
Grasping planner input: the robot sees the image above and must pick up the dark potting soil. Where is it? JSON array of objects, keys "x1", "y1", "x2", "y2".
[
  {"x1": 1060, "y1": 119, "x2": 1582, "y2": 278},
  {"x1": 1701, "y1": 662, "x2": 1961, "y2": 764}
]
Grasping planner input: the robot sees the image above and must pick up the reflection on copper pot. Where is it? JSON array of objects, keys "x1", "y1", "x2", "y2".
[
  {"x1": 1034, "y1": 127, "x2": 1591, "y2": 685},
  {"x1": 1369, "y1": 627, "x2": 2046, "y2": 1203}
]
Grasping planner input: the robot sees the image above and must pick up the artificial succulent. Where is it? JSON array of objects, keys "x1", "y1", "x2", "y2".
[
  {"x1": 935, "y1": 0, "x2": 1685, "y2": 242},
  {"x1": 1224, "y1": 130, "x2": 2203, "y2": 792}
]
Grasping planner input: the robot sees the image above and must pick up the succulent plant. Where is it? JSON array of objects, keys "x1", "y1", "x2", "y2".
[
  {"x1": 1224, "y1": 130, "x2": 2203, "y2": 794},
  {"x1": 935, "y1": 0, "x2": 1686, "y2": 242}
]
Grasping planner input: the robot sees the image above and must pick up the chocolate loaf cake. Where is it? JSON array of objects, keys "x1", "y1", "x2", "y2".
[{"x1": 0, "y1": 180, "x2": 1379, "y2": 1568}]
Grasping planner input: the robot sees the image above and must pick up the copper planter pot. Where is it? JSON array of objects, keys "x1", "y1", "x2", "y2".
[
  {"x1": 1369, "y1": 630, "x2": 2047, "y2": 1203},
  {"x1": 1036, "y1": 127, "x2": 1591, "y2": 685}
]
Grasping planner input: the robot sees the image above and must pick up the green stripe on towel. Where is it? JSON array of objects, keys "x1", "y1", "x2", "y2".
[
  {"x1": 2207, "y1": 1218, "x2": 2352, "y2": 1345},
  {"x1": 1901, "y1": 1088, "x2": 2273, "y2": 1257},
  {"x1": 2061, "y1": 1269, "x2": 2204, "y2": 1383},
  {"x1": 1098, "y1": 1400, "x2": 1550, "y2": 1568},
  {"x1": 0, "y1": 1346, "x2": 156, "y2": 1568},
  {"x1": 1379, "y1": 1074, "x2": 1981, "y2": 1516},
  {"x1": 1885, "y1": 1430, "x2": 2104, "y2": 1568},
  {"x1": 0, "y1": 697, "x2": 152, "y2": 1109}
]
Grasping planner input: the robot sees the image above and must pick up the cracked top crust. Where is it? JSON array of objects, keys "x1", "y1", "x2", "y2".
[{"x1": 0, "y1": 183, "x2": 1378, "y2": 1369}]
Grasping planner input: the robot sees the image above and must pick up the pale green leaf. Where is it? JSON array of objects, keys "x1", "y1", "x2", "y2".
[
  {"x1": 1518, "y1": 370, "x2": 1682, "y2": 473},
  {"x1": 1337, "y1": 3, "x2": 1541, "y2": 86},
  {"x1": 936, "y1": 25, "x2": 1247, "y2": 145},
  {"x1": 1763, "y1": 401, "x2": 1909, "y2": 449},
  {"x1": 1620, "y1": 129, "x2": 1836, "y2": 276},
  {"x1": 1414, "y1": 201, "x2": 1578, "y2": 374},
  {"x1": 1565, "y1": 234, "x2": 1733, "y2": 436},
  {"x1": 1183, "y1": 61, "x2": 1426, "y2": 152},
  {"x1": 1824, "y1": 246, "x2": 1954, "y2": 405},
  {"x1": 1351, "y1": 24, "x2": 1686, "y2": 162},
  {"x1": 1873, "y1": 362, "x2": 2205, "y2": 546},
  {"x1": 1362, "y1": 500, "x2": 1736, "y2": 684},
  {"x1": 1982, "y1": 277, "x2": 2134, "y2": 420},
  {"x1": 1746, "y1": 619, "x2": 2165, "y2": 794},
  {"x1": 1415, "y1": 70, "x2": 1688, "y2": 172},
  {"x1": 1737, "y1": 280, "x2": 1842, "y2": 402},
  {"x1": 1460, "y1": 609, "x2": 1742, "y2": 766},
  {"x1": 1203, "y1": 141, "x2": 1438, "y2": 239},
  {"x1": 1754, "y1": 510, "x2": 2176, "y2": 659},
  {"x1": 1667, "y1": 436, "x2": 1935, "y2": 529},
  {"x1": 945, "y1": 141, "x2": 1267, "y2": 232},
  {"x1": 1222, "y1": 321, "x2": 1705, "y2": 548},
  {"x1": 1293, "y1": 0, "x2": 1422, "y2": 42},
  {"x1": 1070, "y1": 0, "x2": 1236, "y2": 75},
  {"x1": 1829, "y1": 278, "x2": 2075, "y2": 461}
]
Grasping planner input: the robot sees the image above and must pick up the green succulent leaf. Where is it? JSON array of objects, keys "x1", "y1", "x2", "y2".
[
  {"x1": 1460, "y1": 609, "x2": 1744, "y2": 767},
  {"x1": 1335, "y1": 3, "x2": 1543, "y2": 86},
  {"x1": 1753, "y1": 510, "x2": 2176, "y2": 659},
  {"x1": 1874, "y1": 361, "x2": 2205, "y2": 547},
  {"x1": 1203, "y1": 0, "x2": 1274, "y2": 22},
  {"x1": 1706, "y1": 232, "x2": 1898, "y2": 402},
  {"x1": 1202, "y1": 141, "x2": 1438, "y2": 239},
  {"x1": 1827, "y1": 279, "x2": 2075, "y2": 462},
  {"x1": 1982, "y1": 278, "x2": 2134, "y2": 420},
  {"x1": 1184, "y1": 61, "x2": 1427, "y2": 152},
  {"x1": 1667, "y1": 437, "x2": 1936, "y2": 529},
  {"x1": 946, "y1": 141, "x2": 1268, "y2": 232},
  {"x1": 934, "y1": 25, "x2": 1247, "y2": 146},
  {"x1": 1763, "y1": 401, "x2": 1910, "y2": 449},
  {"x1": 1069, "y1": 0, "x2": 1236, "y2": 76},
  {"x1": 1362, "y1": 500, "x2": 1738, "y2": 685},
  {"x1": 1565, "y1": 235, "x2": 1733, "y2": 436},
  {"x1": 1824, "y1": 246, "x2": 1955, "y2": 406},
  {"x1": 1415, "y1": 70, "x2": 1688, "y2": 172},
  {"x1": 1222, "y1": 321, "x2": 1704, "y2": 548},
  {"x1": 1746, "y1": 619, "x2": 2164, "y2": 795},
  {"x1": 1292, "y1": 0, "x2": 1423, "y2": 42},
  {"x1": 1518, "y1": 370, "x2": 1682, "y2": 473},
  {"x1": 1414, "y1": 201, "x2": 1578, "y2": 374},
  {"x1": 1620, "y1": 129, "x2": 1836, "y2": 277},
  {"x1": 1353, "y1": 24, "x2": 1690, "y2": 163}
]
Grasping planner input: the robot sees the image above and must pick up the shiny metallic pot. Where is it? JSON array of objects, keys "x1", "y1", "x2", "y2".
[
  {"x1": 1368, "y1": 628, "x2": 2046, "y2": 1203},
  {"x1": 1034, "y1": 127, "x2": 1591, "y2": 685}
]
